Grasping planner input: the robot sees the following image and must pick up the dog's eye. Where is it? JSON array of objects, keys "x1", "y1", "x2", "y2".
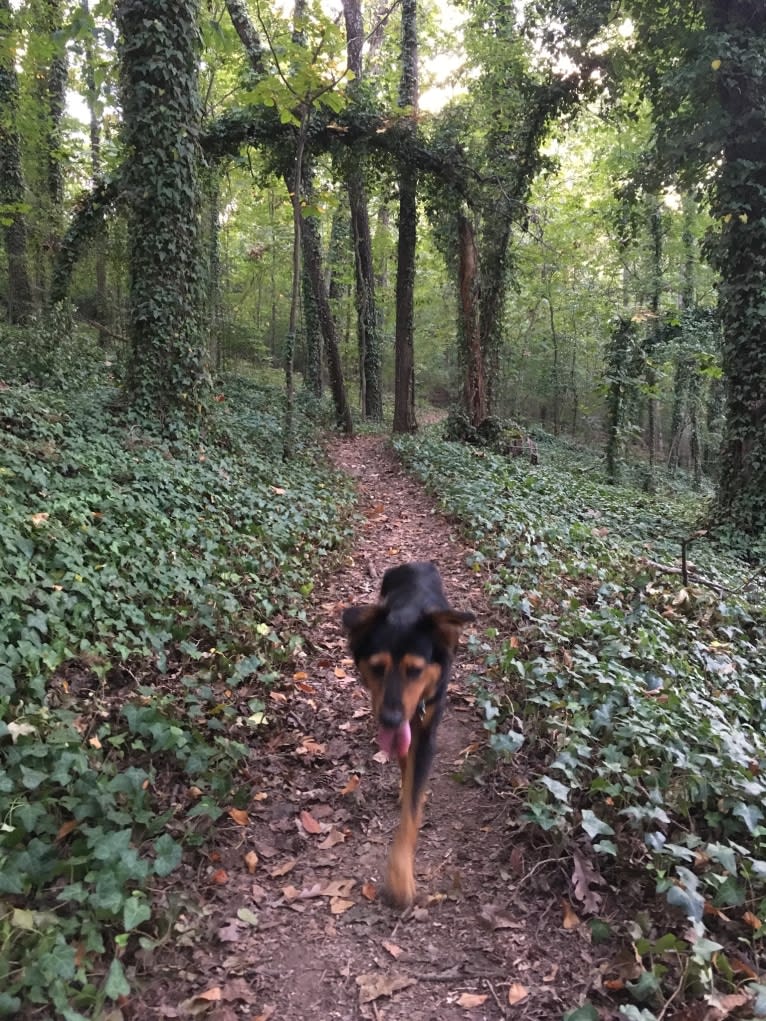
[
  {"x1": 405, "y1": 664, "x2": 422, "y2": 680},
  {"x1": 369, "y1": 661, "x2": 386, "y2": 678}
]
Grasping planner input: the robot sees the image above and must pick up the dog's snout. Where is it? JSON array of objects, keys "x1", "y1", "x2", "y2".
[{"x1": 379, "y1": 704, "x2": 404, "y2": 729}]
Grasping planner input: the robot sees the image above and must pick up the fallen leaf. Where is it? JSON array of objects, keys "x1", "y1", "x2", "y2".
[
  {"x1": 571, "y1": 850, "x2": 604, "y2": 913},
  {"x1": 507, "y1": 983, "x2": 529, "y2": 1005},
  {"x1": 356, "y1": 973, "x2": 415, "y2": 1004},
  {"x1": 382, "y1": 941, "x2": 403, "y2": 959},
  {"x1": 330, "y1": 896, "x2": 355, "y2": 914},
  {"x1": 251, "y1": 882, "x2": 268, "y2": 903},
  {"x1": 89, "y1": 736, "x2": 102, "y2": 749},
  {"x1": 210, "y1": 869, "x2": 229, "y2": 885},
  {"x1": 322, "y1": 879, "x2": 356, "y2": 898},
  {"x1": 742, "y1": 910, "x2": 762, "y2": 930},
  {"x1": 236, "y1": 907, "x2": 259, "y2": 927},
  {"x1": 341, "y1": 775, "x2": 360, "y2": 795},
  {"x1": 318, "y1": 827, "x2": 347, "y2": 849},
  {"x1": 55, "y1": 819, "x2": 78, "y2": 842},
  {"x1": 478, "y1": 903, "x2": 522, "y2": 931},
  {"x1": 29, "y1": 512, "x2": 50, "y2": 526},
  {"x1": 728, "y1": 957, "x2": 758, "y2": 980},
  {"x1": 253, "y1": 791, "x2": 268, "y2": 802},
  {"x1": 228, "y1": 808, "x2": 248, "y2": 826},
  {"x1": 296, "y1": 739, "x2": 325, "y2": 755},
  {"x1": 562, "y1": 900, "x2": 580, "y2": 929},
  {"x1": 334, "y1": 667, "x2": 347, "y2": 679},
  {"x1": 293, "y1": 671, "x2": 309, "y2": 681},
  {"x1": 178, "y1": 987, "x2": 222, "y2": 1015},
  {"x1": 456, "y1": 992, "x2": 488, "y2": 1009},
  {"x1": 300, "y1": 810, "x2": 322, "y2": 835},
  {"x1": 270, "y1": 858, "x2": 297, "y2": 878},
  {"x1": 217, "y1": 920, "x2": 241, "y2": 942},
  {"x1": 282, "y1": 884, "x2": 300, "y2": 902},
  {"x1": 254, "y1": 1008, "x2": 275, "y2": 1021},
  {"x1": 244, "y1": 851, "x2": 259, "y2": 874},
  {"x1": 361, "y1": 881, "x2": 377, "y2": 901}
]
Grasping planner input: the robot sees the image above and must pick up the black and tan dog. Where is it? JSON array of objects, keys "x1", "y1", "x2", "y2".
[{"x1": 342, "y1": 561, "x2": 475, "y2": 907}]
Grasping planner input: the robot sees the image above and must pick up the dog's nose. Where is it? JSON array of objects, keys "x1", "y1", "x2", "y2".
[{"x1": 379, "y1": 705, "x2": 404, "y2": 729}]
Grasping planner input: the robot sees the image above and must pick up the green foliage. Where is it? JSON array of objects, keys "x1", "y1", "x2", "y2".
[
  {"x1": 395, "y1": 428, "x2": 766, "y2": 1003},
  {"x1": 0, "y1": 377, "x2": 354, "y2": 1014},
  {"x1": 0, "y1": 306, "x2": 104, "y2": 388}
]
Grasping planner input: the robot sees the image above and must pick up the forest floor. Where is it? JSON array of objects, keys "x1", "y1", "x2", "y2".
[{"x1": 132, "y1": 434, "x2": 617, "y2": 1021}]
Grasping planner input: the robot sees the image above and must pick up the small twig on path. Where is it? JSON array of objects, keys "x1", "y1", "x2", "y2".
[
  {"x1": 656, "y1": 954, "x2": 687, "y2": 1021},
  {"x1": 413, "y1": 964, "x2": 465, "y2": 981},
  {"x1": 485, "y1": 978, "x2": 508, "y2": 1018},
  {"x1": 515, "y1": 855, "x2": 564, "y2": 890},
  {"x1": 642, "y1": 558, "x2": 726, "y2": 594}
]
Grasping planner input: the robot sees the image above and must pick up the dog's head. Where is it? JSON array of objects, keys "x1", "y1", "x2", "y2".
[{"x1": 342, "y1": 599, "x2": 474, "y2": 759}]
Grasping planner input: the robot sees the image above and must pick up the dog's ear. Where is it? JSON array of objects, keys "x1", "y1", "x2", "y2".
[
  {"x1": 428, "y1": 609, "x2": 476, "y2": 651},
  {"x1": 342, "y1": 603, "x2": 379, "y2": 633}
]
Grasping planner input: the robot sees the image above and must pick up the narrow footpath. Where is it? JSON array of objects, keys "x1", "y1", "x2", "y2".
[{"x1": 134, "y1": 436, "x2": 608, "y2": 1021}]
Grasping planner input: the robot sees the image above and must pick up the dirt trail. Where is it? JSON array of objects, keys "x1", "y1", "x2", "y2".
[{"x1": 136, "y1": 436, "x2": 603, "y2": 1021}]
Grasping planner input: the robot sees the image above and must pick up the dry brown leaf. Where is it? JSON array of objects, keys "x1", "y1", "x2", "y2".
[
  {"x1": 341, "y1": 774, "x2": 361, "y2": 795},
  {"x1": 356, "y1": 973, "x2": 415, "y2": 1004},
  {"x1": 216, "y1": 920, "x2": 241, "y2": 943},
  {"x1": 270, "y1": 858, "x2": 297, "y2": 877},
  {"x1": 29, "y1": 512, "x2": 50, "y2": 526},
  {"x1": 253, "y1": 791, "x2": 268, "y2": 802},
  {"x1": 244, "y1": 850, "x2": 259, "y2": 874},
  {"x1": 561, "y1": 899, "x2": 580, "y2": 929},
  {"x1": 281, "y1": 884, "x2": 300, "y2": 902},
  {"x1": 330, "y1": 896, "x2": 355, "y2": 914},
  {"x1": 300, "y1": 810, "x2": 322, "y2": 835},
  {"x1": 456, "y1": 992, "x2": 488, "y2": 1009},
  {"x1": 210, "y1": 868, "x2": 229, "y2": 885},
  {"x1": 88, "y1": 736, "x2": 102, "y2": 749},
  {"x1": 382, "y1": 941, "x2": 403, "y2": 959},
  {"x1": 293, "y1": 671, "x2": 309, "y2": 681},
  {"x1": 179, "y1": 986, "x2": 222, "y2": 1015},
  {"x1": 253, "y1": 1008, "x2": 275, "y2": 1021},
  {"x1": 55, "y1": 819, "x2": 78, "y2": 842},
  {"x1": 742, "y1": 910, "x2": 762, "y2": 930},
  {"x1": 334, "y1": 667, "x2": 347, "y2": 678},
  {"x1": 322, "y1": 879, "x2": 356, "y2": 898},
  {"x1": 478, "y1": 903, "x2": 523, "y2": 931},
  {"x1": 728, "y1": 956, "x2": 758, "y2": 980},
  {"x1": 571, "y1": 849, "x2": 604, "y2": 913},
  {"x1": 317, "y1": 827, "x2": 347, "y2": 849},
  {"x1": 296, "y1": 739, "x2": 325, "y2": 755},
  {"x1": 361, "y1": 881, "x2": 377, "y2": 901},
  {"x1": 228, "y1": 808, "x2": 248, "y2": 826},
  {"x1": 507, "y1": 983, "x2": 529, "y2": 1005}
]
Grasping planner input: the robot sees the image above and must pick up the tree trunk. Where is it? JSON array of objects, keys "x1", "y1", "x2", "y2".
[
  {"x1": 457, "y1": 212, "x2": 486, "y2": 427},
  {"x1": 82, "y1": 0, "x2": 109, "y2": 346},
  {"x1": 393, "y1": 0, "x2": 418, "y2": 434},
  {"x1": 0, "y1": 0, "x2": 34, "y2": 324},
  {"x1": 116, "y1": 0, "x2": 207, "y2": 426},
  {"x1": 343, "y1": 0, "x2": 383, "y2": 422},
  {"x1": 301, "y1": 212, "x2": 354, "y2": 433},
  {"x1": 711, "y1": 0, "x2": 766, "y2": 533}
]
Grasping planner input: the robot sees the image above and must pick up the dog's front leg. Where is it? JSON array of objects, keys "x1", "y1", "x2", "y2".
[{"x1": 385, "y1": 725, "x2": 435, "y2": 908}]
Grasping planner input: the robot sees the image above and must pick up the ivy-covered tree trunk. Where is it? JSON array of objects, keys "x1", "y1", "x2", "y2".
[
  {"x1": 457, "y1": 212, "x2": 487, "y2": 426},
  {"x1": 301, "y1": 261, "x2": 322, "y2": 398},
  {"x1": 0, "y1": 0, "x2": 34, "y2": 324},
  {"x1": 710, "y1": 0, "x2": 766, "y2": 534},
  {"x1": 81, "y1": 0, "x2": 109, "y2": 347},
  {"x1": 116, "y1": 0, "x2": 207, "y2": 427},
  {"x1": 302, "y1": 211, "x2": 354, "y2": 433},
  {"x1": 343, "y1": 0, "x2": 382, "y2": 422},
  {"x1": 393, "y1": 0, "x2": 418, "y2": 434}
]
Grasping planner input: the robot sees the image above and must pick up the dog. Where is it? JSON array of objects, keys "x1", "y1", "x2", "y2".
[{"x1": 342, "y1": 562, "x2": 475, "y2": 907}]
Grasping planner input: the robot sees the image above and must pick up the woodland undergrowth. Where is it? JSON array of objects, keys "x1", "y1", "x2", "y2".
[
  {"x1": 0, "y1": 377, "x2": 354, "y2": 1018},
  {"x1": 395, "y1": 428, "x2": 766, "y2": 1020}
]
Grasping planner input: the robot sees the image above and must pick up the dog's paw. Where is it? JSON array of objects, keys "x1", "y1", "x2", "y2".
[{"x1": 384, "y1": 850, "x2": 416, "y2": 909}]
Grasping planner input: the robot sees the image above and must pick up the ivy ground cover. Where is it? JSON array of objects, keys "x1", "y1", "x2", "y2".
[
  {"x1": 395, "y1": 429, "x2": 766, "y2": 1017},
  {"x1": 0, "y1": 379, "x2": 354, "y2": 1018}
]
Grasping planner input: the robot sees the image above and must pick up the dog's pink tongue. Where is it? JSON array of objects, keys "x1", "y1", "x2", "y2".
[{"x1": 377, "y1": 720, "x2": 411, "y2": 758}]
